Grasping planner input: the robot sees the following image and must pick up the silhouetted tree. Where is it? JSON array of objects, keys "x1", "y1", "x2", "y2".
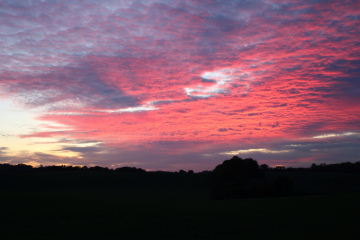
[
  {"x1": 310, "y1": 161, "x2": 360, "y2": 174},
  {"x1": 14, "y1": 164, "x2": 33, "y2": 172},
  {"x1": 115, "y1": 167, "x2": 146, "y2": 173},
  {"x1": 89, "y1": 166, "x2": 109, "y2": 171},
  {"x1": 311, "y1": 163, "x2": 317, "y2": 170},
  {"x1": 211, "y1": 156, "x2": 261, "y2": 199},
  {"x1": 260, "y1": 164, "x2": 270, "y2": 171}
]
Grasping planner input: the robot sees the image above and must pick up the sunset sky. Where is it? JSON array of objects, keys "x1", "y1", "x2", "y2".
[{"x1": 1, "y1": 0, "x2": 359, "y2": 171}]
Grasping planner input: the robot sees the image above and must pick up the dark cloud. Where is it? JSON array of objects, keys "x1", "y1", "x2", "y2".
[
  {"x1": 0, "y1": 147, "x2": 8, "y2": 154},
  {"x1": 268, "y1": 122, "x2": 279, "y2": 128},
  {"x1": 60, "y1": 146, "x2": 102, "y2": 154},
  {"x1": 235, "y1": 106, "x2": 257, "y2": 113},
  {"x1": 224, "y1": 136, "x2": 360, "y2": 167},
  {"x1": 248, "y1": 113, "x2": 262, "y2": 116},
  {"x1": 6, "y1": 63, "x2": 139, "y2": 110},
  {"x1": 201, "y1": 78, "x2": 217, "y2": 83},
  {"x1": 272, "y1": 103, "x2": 287, "y2": 108}
]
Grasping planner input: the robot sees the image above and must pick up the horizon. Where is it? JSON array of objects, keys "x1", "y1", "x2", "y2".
[
  {"x1": 1, "y1": 0, "x2": 360, "y2": 172},
  {"x1": 3, "y1": 158, "x2": 359, "y2": 173}
]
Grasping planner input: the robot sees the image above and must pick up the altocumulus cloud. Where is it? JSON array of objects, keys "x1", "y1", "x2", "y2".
[{"x1": 0, "y1": 0, "x2": 360, "y2": 170}]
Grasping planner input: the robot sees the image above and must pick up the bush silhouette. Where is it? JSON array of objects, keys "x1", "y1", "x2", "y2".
[
  {"x1": 211, "y1": 156, "x2": 261, "y2": 199},
  {"x1": 259, "y1": 164, "x2": 269, "y2": 170},
  {"x1": 115, "y1": 167, "x2": 146, "y2": 173}
]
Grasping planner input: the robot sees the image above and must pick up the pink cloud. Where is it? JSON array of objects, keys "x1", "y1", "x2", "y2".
[{"x1": 1, "y1": 0, "x2": 360, "y2": 170}]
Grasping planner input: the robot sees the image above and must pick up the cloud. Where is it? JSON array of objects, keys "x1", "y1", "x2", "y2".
[
  {"x1": 60, "y1": 146, "x2": 103, "y2": 154},
  {"x1": 0, "y1": 147, "x2": 8, "y2": 155},
  {"x1": 221, "y1": 148, "x2": 294, "y2": 155},
  {"x1": 3, "y1": 63, "x2": 140, "y2": 111},
  {"x1": 218, "y1": 128, "x2": 228, "y2": 132},
  {"x1": 312, "y1": 132, "x2": 360, "y2": 139},
  {"x1": 97, "y1": 104, "x2": 158, "y2": 114},
  {"x1": 1, "y1": 0, "x2": 360, "y2": 170}
]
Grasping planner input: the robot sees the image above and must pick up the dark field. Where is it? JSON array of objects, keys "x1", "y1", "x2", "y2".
[{"x1": 1, "y1": 170, "x2": 360, "y2": 239}]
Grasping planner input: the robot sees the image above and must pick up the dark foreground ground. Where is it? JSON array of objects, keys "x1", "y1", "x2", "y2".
[{"x1": 1, "y1": 170, "x2": 360, "y2": 239}]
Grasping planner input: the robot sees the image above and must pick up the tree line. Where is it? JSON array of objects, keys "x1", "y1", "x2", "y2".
[
  {"x1": 0, "y1": 163, "x2": 146, "y2": 173},
  {"x1": 1, "y1": 160, "x2": 359, "y2": 174},
  {"x1": 1, "y1": 158, "x2": 359, "y2": 200}
]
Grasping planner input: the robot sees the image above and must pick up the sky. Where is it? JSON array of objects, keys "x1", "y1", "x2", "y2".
[{"x1": 0, "y1": 0, "x2": 360, "y2": 171}]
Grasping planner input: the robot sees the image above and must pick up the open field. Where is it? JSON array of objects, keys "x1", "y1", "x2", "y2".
[
  {"x1": 1, "y1": 170, "x2": 360, "y2": 239},
  {"x1": 1, "y1": 190, "x2": 359, "y2": 240}
]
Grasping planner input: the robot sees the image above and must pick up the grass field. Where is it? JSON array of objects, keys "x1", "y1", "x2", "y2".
[{"x1": 1, "y1": 171, "x2": 360, "y2": 239}]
